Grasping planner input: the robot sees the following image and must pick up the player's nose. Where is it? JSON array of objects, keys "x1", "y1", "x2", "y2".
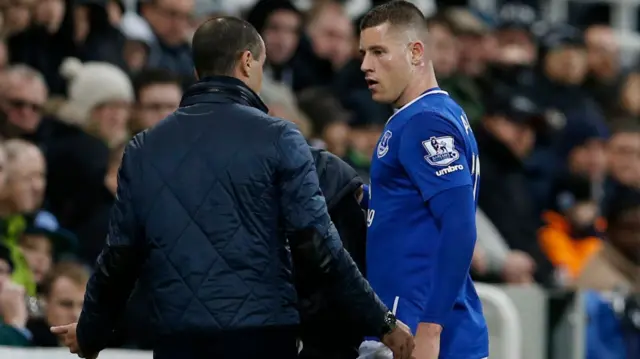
[{"x1": 360, "y1": 54, "x2": 373, "y2": 73}]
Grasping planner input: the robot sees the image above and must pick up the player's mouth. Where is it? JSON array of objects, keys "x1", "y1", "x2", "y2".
[{"x1": 366, "y1": 78, "x2": 379, "y2": 89}]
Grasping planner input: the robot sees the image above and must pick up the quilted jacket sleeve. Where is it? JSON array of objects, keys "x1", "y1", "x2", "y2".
[
  {"x1": 276, "y1": 123, "x2": 390, "y2": 338},
  {"x1": 77, "y1": 140, "x2": 145, "y2": 356}
]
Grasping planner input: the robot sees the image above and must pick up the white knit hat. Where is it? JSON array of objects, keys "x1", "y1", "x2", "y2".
[{"x1": 57, "y1": 57, "x2": 134, "y2": 126}]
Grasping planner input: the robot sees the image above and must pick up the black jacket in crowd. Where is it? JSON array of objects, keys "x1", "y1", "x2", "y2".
[
  {"x1": 74, "y1": 76, "x2": 389, "y2": 359},
  {"x1": 476, "y1": 126, "x2": 556, "y2": 286},
  {"x1": 297, "y1": 148, "x2": 368, "y2": 359}
]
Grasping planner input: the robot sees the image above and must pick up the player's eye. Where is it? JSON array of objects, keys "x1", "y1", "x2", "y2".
[{"x1": 373, "y1": 50, "x2": 383, "y2": 56}]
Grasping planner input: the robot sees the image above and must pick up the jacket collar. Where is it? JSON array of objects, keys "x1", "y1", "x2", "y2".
[{"x1": 180, "y1": 76, "x2": 269, "y2": 114}]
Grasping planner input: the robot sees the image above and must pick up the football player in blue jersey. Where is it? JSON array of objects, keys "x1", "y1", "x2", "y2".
[{"x1": 356, "y1": 1, "x2": 489, "y2": 359}]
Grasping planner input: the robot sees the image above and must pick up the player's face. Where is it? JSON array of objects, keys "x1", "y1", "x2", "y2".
[{"x1": 360, "y1": 22, "x2": 414, "y2": 105}]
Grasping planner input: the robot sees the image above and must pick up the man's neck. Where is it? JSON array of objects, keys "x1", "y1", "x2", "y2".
[{"x1": 394, "y1": 65, "x2": 439, "y2": 109}]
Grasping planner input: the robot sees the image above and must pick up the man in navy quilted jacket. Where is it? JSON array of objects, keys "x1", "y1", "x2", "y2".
[{"x1": 50, "y1": 16, "x2": 414, "y2": 359}]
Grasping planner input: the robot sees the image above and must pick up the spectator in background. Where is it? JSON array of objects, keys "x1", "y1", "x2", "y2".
[
  {"x1": 427, "y1": 12, "x2": 484, "y2": 125},
  {"x1": 306, "y1": 0, "x2": 354, "y2": 74},
  {"x1": 71, "y1": 141, "x2": 123, "y2": 266},
  {"x1": 493, "y1": 1, "x2": 538, "y2": 66},
  {"x1": 444, "y1": 8, "x2": 492, "y2": 80},
  {"x1": 584, "y1": 24, "x2": 624, "y2": 119},
  {"x1": 0, "y1": 65, "x2": 48, "y2": 140},
  {"x1": 27, "y1": 262, "x2": 89, "y2": 347},
  {"x1": 291, "y1": 0, "x2": 353, "y2": 91},
  {"x1": 476, "y1": 88, "x2": 557, "y2": 286},
  {"x1": 606, "y1": 120, "x2": 640, "y2": 191},
  {"x1": 618, "y1": 66, "x2": 640, "y2": 118},
  {"x1": 71, "y1": 0, "x2": 128, "y2": 70},
  {"x1": 139, "y1": 0, "x2": 195, "y2": 84},
  {"x1": 297, "y1": 87, "x2": 351, "y2": 157},
  {"x1": 259, "y1": 77, "x2": 313, "y2": 139},
  {"x1": 539, "y1": 175, "x2": 604, "y2": 281},
  {"x1": 10, "y1": 15, "x2": 72, "y2": 94},
  {"x1": 246, "y1": 0, "x2": 303, "y2": 89},
  {"x1": 0, "y1": 139, "x2": 46, "y2": 216},
  {"x1": 1, "y1": 0, "x2": 33, "y2": 37},
  {"x1": 129, "y1": 68, "x2": 182, "y2": 136},
  {"x1": 0, "y1": 139, "x2": 46, "y2": 297},
  {"x1": 46, "y1": 58, "x2": 128, "y2": 232},
  {"x1": 19, "y1": 210, "x2": 77, "y2": 287},
  {"x1": 0, "y1": 242, "x2": 30, "y2": 347},
  {"x1": 576, "y1": 187, "x2": 640, "y2": 292},
  {"x1": 57, "y1": 57, "x2": 132, "y2": 148}
]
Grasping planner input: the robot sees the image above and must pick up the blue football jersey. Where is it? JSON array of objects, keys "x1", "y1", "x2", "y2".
[{"x1": 366, "y1": 88, "x2": 488, "y2": 359}]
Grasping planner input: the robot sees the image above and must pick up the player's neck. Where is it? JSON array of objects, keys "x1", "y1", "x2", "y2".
[{"x1": 394, "y1": 64, "x2": 439, "y2": 109}]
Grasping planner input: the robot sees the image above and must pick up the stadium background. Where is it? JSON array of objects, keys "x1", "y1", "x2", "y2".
[{"x1": 0, "y1": 0, "x2": 639, "y2": 358}]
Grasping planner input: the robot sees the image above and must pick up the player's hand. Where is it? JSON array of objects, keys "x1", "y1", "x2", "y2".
[
  {"x1": 502, "y1": 250, "x2": 536, "y2": 284},
  {"x1": 413, "y1": 322, "x2": 441, "y2": 359},
  {"x1": 51, "y1": 322, "x2": 97, "y2": 358},
  {"x1": 381, "y1": 320, "x2": 414, "y2": 359}
]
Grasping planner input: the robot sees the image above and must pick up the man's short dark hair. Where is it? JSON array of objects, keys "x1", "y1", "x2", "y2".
[
  {"x1": 132, "y1": 68, "x2": 182, "y2": 100},
  {"x1": 359, "y1": 0, "x2": 426, "y2": 32},
  {"x1": 192, "y1": 16, "x2": 263, "y2": 77}
]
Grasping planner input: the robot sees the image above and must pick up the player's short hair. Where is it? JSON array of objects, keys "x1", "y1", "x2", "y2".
[
  {"x1": 359, "y1": 0, "x2": 427, "y2": 34},
  {"x1": 192, "y1": 16, "x2": 263, "y2": 77}
]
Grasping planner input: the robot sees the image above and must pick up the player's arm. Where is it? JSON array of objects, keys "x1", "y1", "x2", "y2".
[
  {"x1": 77, "y1": 139, "x2": 146, "y2": 356},
  {"x1": 398, "y1": 113, "x2": 477, "y2": 356}
]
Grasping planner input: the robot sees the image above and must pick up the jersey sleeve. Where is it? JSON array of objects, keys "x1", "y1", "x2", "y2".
[{"x1": 398, "y1": 112, "x2": 472, "y2": 202}]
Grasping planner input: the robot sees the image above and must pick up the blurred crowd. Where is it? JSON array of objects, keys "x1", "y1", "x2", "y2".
[{"x1": 0, "y1": 0, "x2": 637, "y2": 356}]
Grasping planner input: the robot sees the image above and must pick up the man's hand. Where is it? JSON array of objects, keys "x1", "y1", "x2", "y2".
[
  {"x1": 381, "y1": 320, "x2": 414, "y2": 359},
  {"x1": 51, "y1": 323, "x2": 97, "y2": 358},
  {"x1": 502, "y1": 250, "x2": 536, "y2": 284},
  {"x1": 413, "y1": 322, "x2": 442, "y2": 359},
  {"x1": 0, "y1": 281, "x2": 28, "y2": 328}
]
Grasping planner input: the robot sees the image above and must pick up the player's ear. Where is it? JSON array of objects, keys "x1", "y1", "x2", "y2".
[{"x1": 410, "y1": 41, "x2": 425, "y2": 65}]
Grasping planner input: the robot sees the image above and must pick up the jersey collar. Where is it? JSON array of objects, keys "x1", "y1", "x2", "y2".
[{"x1": 386, "y1": 87, "x2": 449, "y2": 126}]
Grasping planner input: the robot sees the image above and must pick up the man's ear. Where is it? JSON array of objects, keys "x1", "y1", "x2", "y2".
[
  {"x1": 411, "y1": 40, "x2": 426, "y2": 65},
  {"x1": 239, "y1": 50, "x2": 253, "y2": 77}
]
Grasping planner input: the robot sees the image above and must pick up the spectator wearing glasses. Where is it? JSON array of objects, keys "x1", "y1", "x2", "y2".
[{"x1": 0, "y1": 65, "x2": 48, "y2": 140}]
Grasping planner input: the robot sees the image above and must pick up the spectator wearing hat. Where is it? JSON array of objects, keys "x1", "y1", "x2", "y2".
[
  {"x1": 443, "y1": 7, "x2": 492, "y2": 79},
  {"x1": 493, "y1": 1, "x2": 539, "y2": 66},
  {"x1": 57, "y1": 57, "x2": 133, "y2": 148},
  {"x1": 576, "y1": 187, "x2": 640, "y2": 292},
  {"x1": 45, "y1": 58, "x2": 130, "y2": 232},
  {"x1": 477, "y1": 87, "x2": 557, "y2": 286},
  {"x1": 18, "y1": 210, "x2": 77, "y2": 287},
  {"x1": 0, "y1": 242, "x2": 31, "y2": 347},
  {"x1": 539, "y1": 175, "x2": 604, "y2": 281}
]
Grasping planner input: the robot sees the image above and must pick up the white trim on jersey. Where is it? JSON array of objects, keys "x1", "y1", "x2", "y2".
[{"x1": 386, "y1": 89, "x2": 450, "y2": 126}]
